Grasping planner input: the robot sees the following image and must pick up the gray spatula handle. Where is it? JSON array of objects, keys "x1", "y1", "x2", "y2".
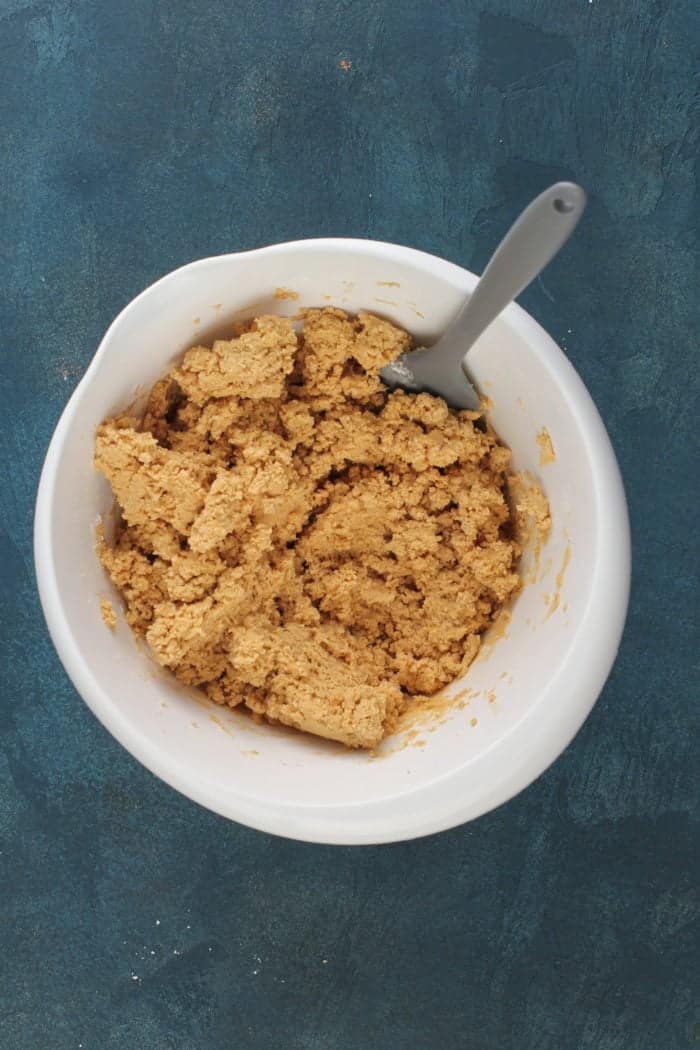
[{"x1": 437, "y1": 182, "x2": 587, "y2": 367}]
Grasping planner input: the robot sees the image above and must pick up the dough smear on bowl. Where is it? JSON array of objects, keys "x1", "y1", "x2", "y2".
[{"x1": 95, "y1": 308, "x2": 520, "y2": 748}]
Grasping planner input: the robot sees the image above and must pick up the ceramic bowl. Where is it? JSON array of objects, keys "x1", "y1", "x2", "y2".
[{"x1": 34, "y1": 239, "x2": 630, "y2": 844}]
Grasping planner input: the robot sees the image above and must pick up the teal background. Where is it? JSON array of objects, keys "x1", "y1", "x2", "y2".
[{"x1": 1, "y1": 1, "x2": 698, "y2": 1047}]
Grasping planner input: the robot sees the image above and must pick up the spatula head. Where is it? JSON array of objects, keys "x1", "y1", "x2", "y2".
[{"x1": 380, "y1": 349, "x2": 481, "y2": 411}]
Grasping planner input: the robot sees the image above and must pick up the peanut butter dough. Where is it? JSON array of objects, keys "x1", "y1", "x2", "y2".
[
  {"x1": 95, "y1": 309, "x2": 520, "y2": 748},
  {"x1": 100, "y1": 598, "x2": 117, "y2": 630}
]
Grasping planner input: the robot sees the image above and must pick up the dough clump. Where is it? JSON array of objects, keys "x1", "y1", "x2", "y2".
[{"x1": 95, "y1": 309, "x2": 519, "y2": 748}]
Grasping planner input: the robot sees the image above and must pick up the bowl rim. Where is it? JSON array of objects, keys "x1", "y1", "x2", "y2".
[{"x1": 34, "y1": 237, "x2": 631, "y2": 844}]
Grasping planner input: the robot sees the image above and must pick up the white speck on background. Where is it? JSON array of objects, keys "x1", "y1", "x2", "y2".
[{"x1": 155, "y1": 919, "x2": 160, "y2": 926}]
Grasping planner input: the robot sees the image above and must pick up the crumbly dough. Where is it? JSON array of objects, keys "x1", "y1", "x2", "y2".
[
  {"x1": 95, "y1": 309, "x2": 520, "y2": 748},
  {"x1": 536, "y1": 426, "x2": 556, "y2": 466},
  {"x1": 100, "y1": 598, "x2": 117, "y2": 630}
]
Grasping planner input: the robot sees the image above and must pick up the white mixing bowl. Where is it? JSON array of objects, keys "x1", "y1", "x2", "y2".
[{"x1": 34, "y1": 239, "x2": 630, "y2": 844}]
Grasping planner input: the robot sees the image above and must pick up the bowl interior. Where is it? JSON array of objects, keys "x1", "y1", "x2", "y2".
[{"x1": 36, "y1": 240, "x2": 628, "y2": 842}]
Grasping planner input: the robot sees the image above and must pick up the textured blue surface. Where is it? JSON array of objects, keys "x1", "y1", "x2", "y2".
[{"x1": 1, "y1": 1, "x2": 699, "y2": 1047}]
